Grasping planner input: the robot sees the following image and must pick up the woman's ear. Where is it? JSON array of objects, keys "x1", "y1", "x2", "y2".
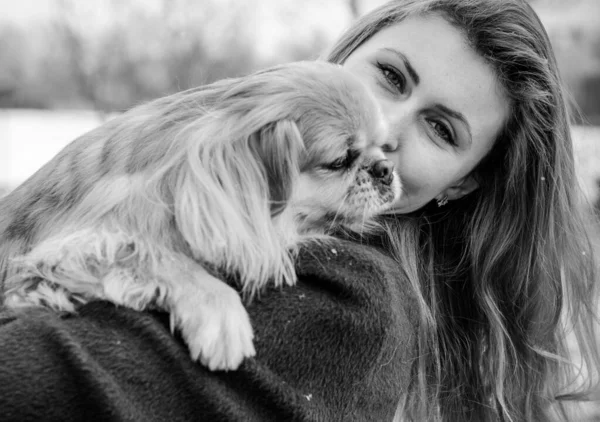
[
  {"x1": 248, "y1": 120, "x2": 304, "y2": 217},
  {"x1": 442, "y1": 174, "x2": 480, "y2": 201}
]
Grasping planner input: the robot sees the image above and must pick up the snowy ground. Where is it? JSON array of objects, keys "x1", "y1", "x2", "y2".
[{"x1": 0, "y1": 109, "x2": 110, "y2": 190}]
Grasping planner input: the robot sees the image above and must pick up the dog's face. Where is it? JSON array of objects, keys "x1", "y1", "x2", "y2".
[{"x1": 278, "y1": 63, "x2": 402, "y2": 232}]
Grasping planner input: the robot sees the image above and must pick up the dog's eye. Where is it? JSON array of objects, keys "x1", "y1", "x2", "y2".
[
  {"x1": 326, "y1": 157, "x2": 348, "y2": 171},
  {"x1": 324, "y1": 149, "x2": 360, "y2": 171}
]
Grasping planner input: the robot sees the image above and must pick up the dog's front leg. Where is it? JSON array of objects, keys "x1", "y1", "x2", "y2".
[{"x1": 162, "y1": 262, "x2": 256, "y2": 371}]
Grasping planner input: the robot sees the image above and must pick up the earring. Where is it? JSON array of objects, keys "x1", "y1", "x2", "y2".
[{"x1": 436, "y1": 195, "x2": 448, "y2": 207}]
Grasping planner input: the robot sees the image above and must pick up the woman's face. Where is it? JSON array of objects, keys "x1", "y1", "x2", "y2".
[{"x1": 343, "y1": 14, "x2": 509, "y2": 213}]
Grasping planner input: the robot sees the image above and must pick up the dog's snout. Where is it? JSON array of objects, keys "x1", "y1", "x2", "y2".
[{"x1": 369, "y1": 159, "x2": 395, "y2": 185}]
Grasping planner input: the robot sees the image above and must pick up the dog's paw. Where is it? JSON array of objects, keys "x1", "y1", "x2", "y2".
[
  {"x1": 5, "y1": 281, "x2": 79, "y2": 313},
  {"x1": 172, "y1": 282, "x2": 256, "y2": 371}
]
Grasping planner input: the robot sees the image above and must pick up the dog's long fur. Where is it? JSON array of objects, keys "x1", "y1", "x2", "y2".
[{"x1": 0, "y1": 61, "x2": 400, "y2": 370}]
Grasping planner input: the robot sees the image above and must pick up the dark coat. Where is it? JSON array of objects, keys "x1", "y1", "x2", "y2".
[{"x1": 0, "y1": 240, "x2": 418, "y2": 422}]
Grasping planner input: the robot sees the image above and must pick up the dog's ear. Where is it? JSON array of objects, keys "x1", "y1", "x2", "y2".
[
  {"x1": 248, "y1": 119, "x2": 304, "y2": 217},
  {"x1": 171, "y1": 116, "x2": 302, "y2": 294}
]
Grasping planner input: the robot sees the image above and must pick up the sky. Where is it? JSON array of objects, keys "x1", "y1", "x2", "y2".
[{"x1": 0, "y1": 0, "x2": 56, "y2": 22}]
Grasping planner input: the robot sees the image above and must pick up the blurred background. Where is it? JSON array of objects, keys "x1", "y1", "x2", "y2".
[
  {"x1": 0, "y1": 0, "x2": 599, "y2": 418},
  {"x1": 0, "y1": 0, "x2": 599, "y2": 195}
]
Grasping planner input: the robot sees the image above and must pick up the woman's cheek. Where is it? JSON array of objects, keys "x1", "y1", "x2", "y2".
[
  {"x1": 398, "y1": 156, "x2": 448, "y2": 202},
  {"x1": 397, "y1": 167, "x2": 422, "y2": 197}
]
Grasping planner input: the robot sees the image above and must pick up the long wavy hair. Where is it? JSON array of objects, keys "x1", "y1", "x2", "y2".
[{"x1": 325, "y1": 1, "x2": 600, "y2": 420}]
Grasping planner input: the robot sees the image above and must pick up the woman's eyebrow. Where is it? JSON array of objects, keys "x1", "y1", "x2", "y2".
[
  {"x1": 381, "y1": 48, "x2": 420, "y2": 85},
  {"x1": 433, "y1": 103, "x2": 473, "y2": 145}
]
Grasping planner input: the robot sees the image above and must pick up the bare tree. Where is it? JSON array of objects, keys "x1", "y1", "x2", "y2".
[
  {"x1": 348, "y1": 0, "x2": 360, "y2": 18},
  {"x1": 53, "y1": 0, "x2": 121, "y2": 116},
  {"x1": 49, "y1": 0, "x2": 260, "y2": 113}
]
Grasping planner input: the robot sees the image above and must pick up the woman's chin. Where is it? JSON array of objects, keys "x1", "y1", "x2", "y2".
[{"x1": 381, "y1": 198, "x2": 425, "y2": 216}]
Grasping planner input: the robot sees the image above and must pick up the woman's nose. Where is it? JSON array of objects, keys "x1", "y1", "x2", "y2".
[{"x1": 379, "y1": 103, "x2": 410, "y2": 153}]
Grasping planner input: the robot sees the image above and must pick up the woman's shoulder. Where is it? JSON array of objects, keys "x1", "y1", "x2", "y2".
[
  {"x1": 247, "y1": 239, "x2": 419, "y2": 420},
  {"x1": 0, "y1": 239, "x2": 418, "y2": 422}
]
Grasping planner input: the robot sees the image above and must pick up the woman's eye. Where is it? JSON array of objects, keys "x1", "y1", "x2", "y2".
[
  {"x1": 428, "y1": 119, "x2": 456, "y2": 146},
  {"x1": 376, "y1": 62, "x2": 406, "y2": 93}
]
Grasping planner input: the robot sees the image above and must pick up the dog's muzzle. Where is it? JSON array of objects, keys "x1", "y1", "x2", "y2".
[{"x1": 368, "y1": 159, "x2": 395, "y2": 185}]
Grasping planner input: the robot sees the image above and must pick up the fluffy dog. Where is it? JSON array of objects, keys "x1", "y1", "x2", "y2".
[{"x1": 0, "y1": 61, "x2": 401, "y2": 370}]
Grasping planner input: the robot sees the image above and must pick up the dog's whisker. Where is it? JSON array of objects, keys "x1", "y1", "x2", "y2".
[
  {"x1": 328, "y1": 192, "x2": 352, "y2": 232},
  {"x1": 359, "y1": 200, "x2": 370, "y2": 237}
]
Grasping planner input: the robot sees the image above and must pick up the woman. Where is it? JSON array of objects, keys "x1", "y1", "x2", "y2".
[
  {"x1": 0, "y1": 0, "x2": 597, "y2": 421},
  {"x1": 325, "y1": 0, "x2": 599, "y2": 420}
]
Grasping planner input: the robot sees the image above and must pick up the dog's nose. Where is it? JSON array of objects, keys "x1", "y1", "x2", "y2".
[{"x1": 369, "y1": 159, "x2": 395, "y2": 185}]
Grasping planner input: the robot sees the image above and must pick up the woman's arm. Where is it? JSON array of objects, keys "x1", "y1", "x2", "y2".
[{"x1": 0, "y1": 240, "x2": 417, "y2": 422}]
